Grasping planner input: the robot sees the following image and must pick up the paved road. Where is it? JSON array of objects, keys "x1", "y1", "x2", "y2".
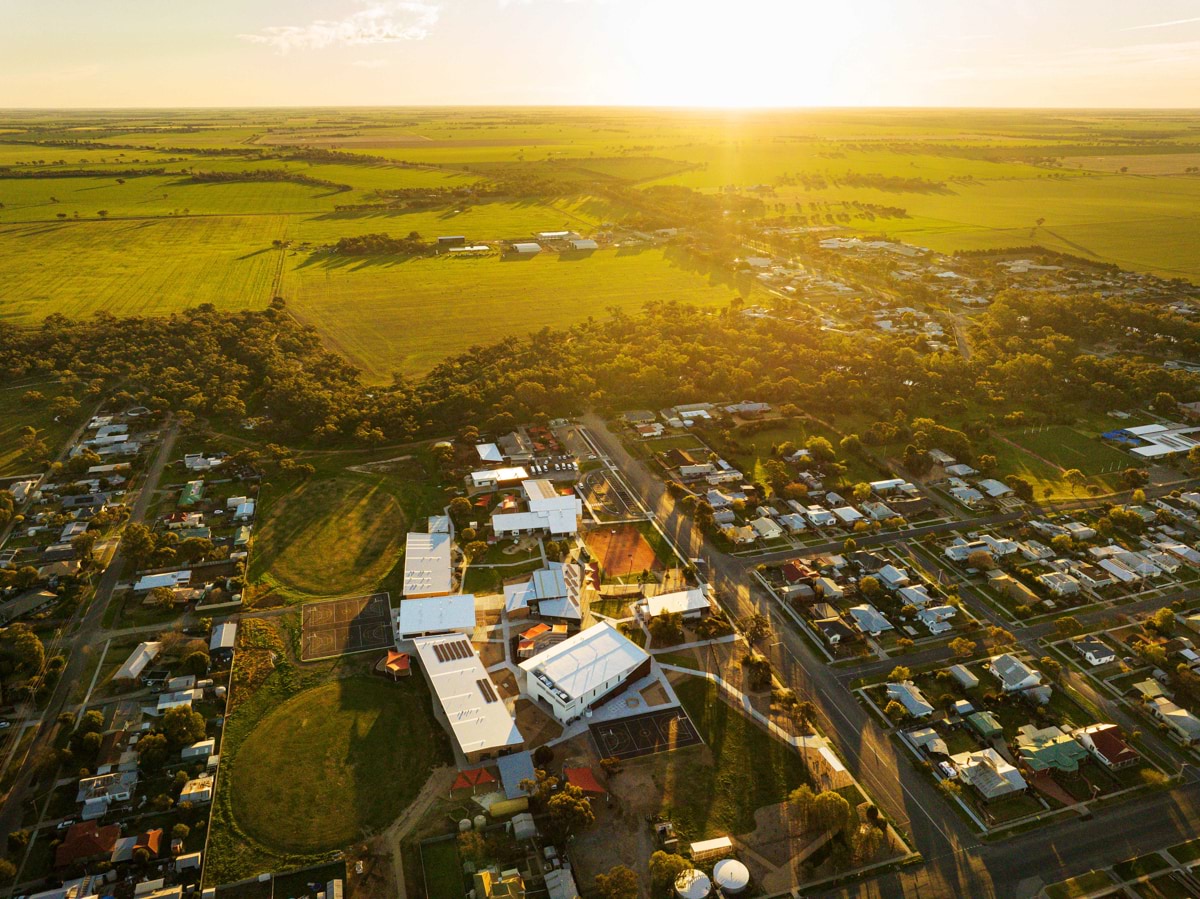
[
  {"x1": 581, "y1": 415, "x2": 1200, "y2": 898},
  {"x1": 0, "y1": 421, "x2": 178, "y2": 841}
]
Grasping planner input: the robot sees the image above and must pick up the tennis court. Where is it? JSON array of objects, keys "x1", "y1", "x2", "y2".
[
  {"x1": 300, "y1": 593, "x2": 393, "y2": 661},
  {"x1": 589, "y1": 707, "x2": 701, "y2": 760}
]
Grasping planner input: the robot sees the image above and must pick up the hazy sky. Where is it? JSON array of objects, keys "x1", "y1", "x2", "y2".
[{"x1": 3, "y1": 0, "x2": 1200, "y2": 107}]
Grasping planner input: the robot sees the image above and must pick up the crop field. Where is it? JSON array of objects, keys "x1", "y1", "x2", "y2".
[
  {"x1": 5, "y1": 107, "x2": 1200, "y2": 379},
  {"x1": 227, "y1": 676, "x2": 450, "y2": 853},
  {"x1": 282, "y1": 246, "x2": 760, "y2": 378}
]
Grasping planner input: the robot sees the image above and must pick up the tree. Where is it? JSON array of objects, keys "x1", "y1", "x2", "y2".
[
  {"x1": 7, "y1": 831, "x2": 29, "y2": 853},
  {"x1": 121, "y1": 522, "x2": 158, "y2": 569},
  {"x1": 948, "y1": 637, "x2": 977, "y2": 659},
  {"x1": 180, "y1": 651, "x2": 210, "y2": 677},
  {"x1": 448, "y1": 497, "x2": 472, "y2": 524},
  {"x1": 1004, "y1": 475, "x2": 1034, "y2": 503},
  {"x1": 741, "y1": 652, "x2": 772, "y2": 691},
  {"x1": 648, "y1": 852, "x2": 690, "y2": 893},
  {"x1": 739, "y1": 613, "x2": 772, "y2": 645},
  {"x1": 0, "y1": 858, "x2": 14, "y2": 884},
  {"x1": 137, "y1": 733, "x2": 169, "y2": 769},
  {"x1": 648, "y1": 612, "x2": 684, "y2": 647},
  {"x1": 1054, "y1": 616, "x2": 1082, "y2": 638},
  {"x1": 796, "y1": 700, "x2": 818, "y2": 733},
  {"x1": 595, "y1": 865, "x2": 639, "y2": 899},
  {"x1": 884, "y1": 700, "x2": 906, "y2": 722},
  {"x1": 1039, "y1": 656, "x2": 1062, "y2": 681},
  {"x1": 0, "y1": 624, "x2": 45, "y2": 705},
  {"x1": 809, "y1": 790, "x2": 852, "y2": 835},
  {"x1": 161, "y1": 706, "x2": 206, "y2": 748},
  {"x1": 987, "y1": 626, "x2": 1017, "y2": 648},
  {"x1": 532, "y1": 744, "x2": 554, "y2": 767},
  {"x1": 859, "y1": 576, "x2": 882, "y2": 599},
  {"x1": 804, "y1": 436, "x2": 836, "y2": 464},
  {"x1": 1148, "y1": 607, "x2": 1175, "y2": 635},
  {"x1": 851, "y1": 482, "x2": 872, "y2": 503},
  {"x1": 148, "y1": 586, "x2": 175, "y2": 609},
  {"x1": 966, "y1": 550, "x2": 995, "y2": 571},
  {"x1": 546, "y1": 782, "x2": 594, "y2": 836},
  {"x1": 889, "y1": 665, "x2": 911, "y2": 682},
  {"x1": 463, "y1": 541, "x2": 488, "y2": 561},
  {"x1": 70, "y1": 530, "x2": 98, "y2": 565},
  {"x1": 1062, "y1": 469, "x2": 1087, "y2": 497},
  {"x1": 172, "y1": 823, "x2": 191, "y2": 841}
]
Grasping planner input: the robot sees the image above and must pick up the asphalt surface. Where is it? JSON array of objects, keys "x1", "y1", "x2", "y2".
[{"x1": 580, "y1": 414, "x2": 1200, "y2": 899}]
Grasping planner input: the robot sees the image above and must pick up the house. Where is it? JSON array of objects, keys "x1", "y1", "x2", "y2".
[
  {"x1": 876, "y1": 564, "x2": 911, "y2": 589},
  {"x1": 966, "y1": 710, "x2": 1003, "y2": 740},
  {"x1": 723, "y1": 525, "x2": 757, "y2": 544},
  {"x1": 1148, "y1": 697, "x2": 1200, "y2": 744},
  {"x1": 989, "y1": 573, "x2": 1039, "y2": 606},
  {"x1": 750, "y1": 516, "x2": 783, "y2": 540},
  {"x1": 178, "y1": 480, "x2": 204, "y2": 507},
  {"x1": 413, "y1": 634, "x2": 524, "y2": 762},
  {"x1": 55, "y1": 821, "x2": 121, "y2": 869},
  {"x1": 1072, "y1": 636, "x2": 1116, "y2": 667},
  {"x1": 680, "y1": 463, "x2": 716, "y2": 479},
  {"x1": 233, "y1": 500, "x2": 255, "y2": 521},
  {"x1": 209, "y1": 621, "x2": 237, "y2": 665},
  {"x1": 1020, "y1": 540, "x2": 1054, "y2": 562},
  {"x1": 815, "y1": 617, "x2": 855, "y2": 645},
  {"x1": 1016, "y1": 724, "x2": 1089, "y2": 773},
  {"x1": 705, "y1": 489, "x2": 733, "y2": 509},
  {"x1": 395, "y1": 594, "x2": 477, "y2": 640},
  {"x1": 1038, "y1": 572, "x2": 1081, "y2": 597},
  {"x1": 954, "y1": 700, "x2": 975, "y2": 719},
  {"x1": 885, "y1": 682, "x2": 934, "y2": 718},
  {"x1": 944, "y1": 463, "x2": 978, "y2": 477},
  {"x1": 1098, "y1": 557, "x2": 1140, "y2": 584},
  {"x1": 179, "y1": 774, "x2": 215, "y2": 805},
  {"x1": 917, "y1": 605, "x2": 956, "y2": 635},
  {"x1": 817, "y1": 576, "x2": 843, "y2": 600},
  {"x1": 1073, "y1": 563, "x2": 1113, "y2": 590},
  {"x1": 76, "y1": 771, "x2": 137, "y2": 819},
  {"x1": 848, "y1": 604, "x2": 892, "y2": 636},
  {"x1": 1075, "y1": 724, "x2": 1139, "y2": 770},
  {"x1": 113, "y1": 641, "x2": 162, "y2": 684},
  {"x1": 949, "y1": 664, "x2": 979, "y2": 690},
  {"x1": 779, "y1": 513, "x2": 807, "y2": 533},
  {"x1": 861, "y1": 501, "x2": 897, "y2": 521},
  {"x1": 909, "y1": 727, "x2": 948, "y2": 756},
  {"x1": 182, "y1": 739, "x2": 215, "y2": 761},
  {"x1": 928, "y1": 449, "x2": 956, "y2": 465},
  {"x1": 133, "y1": 570, "x2": 191, "y2": 592},
  {"x1": 470, "y1": 466, "x2": 529, "y2": 490},
  {"x1": 1064, "y1": 522, "x2": 1098, "y2": 541},
  {"x1": 403, "y1": 531, "x2": 454, "y2": 598},
  {"x1": 978, "y1": 479, "x2": 1014, "y2": 499},
  {"x1": 806, "y1": 507, "x2": 837, "y2": 528},
  {"x1": 832, "y1": 506, "x2": 863, "y2": 526},
  {"x1": 897, "y1": 584, "x2": 933, "y2": 608},
  {"x1": 640, "y1": 588, "x2": 710, "y2": 620},
  {"x1": 989, "y1": 654, "x2": 1043, "y2": 693},
  {"x1": 520, "y1": 622, "x2": 650, "y2": 724},
  {"x1": 492, "y1": 480, "x2": 582, "y2": 537},
  {"x1": 950, "y1": 486, "x2": 985, "y2": 507},
  {"x1": 981, "y1": 535, "x2": 1019, "y2": 557},
  {"x1": 952, "y1": 748, "x2": 1027, "y2": 800}
]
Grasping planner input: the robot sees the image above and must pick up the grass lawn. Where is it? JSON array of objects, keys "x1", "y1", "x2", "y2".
[
  {"x1": 653, "y1": 677, "x2": 811, "y2": 840},
  {"x1": 420, "y1": 838, "x2": 467, "y2": 899},
  {"x1": 1044, "y1": 870, "x2": 1117, "y2": 899},
  {"x1": 0, "y1": 379, "x2": 89, "y2": 476},
  {"x1": 281, "y1": 246, "x2": 760, "y2": 378},
  {"x1": 1112, "y1": 854, "x2": 1171, "y2": 882},
  {"x1": 228, "y1": 676, "x2": 450, "y2": 854}
]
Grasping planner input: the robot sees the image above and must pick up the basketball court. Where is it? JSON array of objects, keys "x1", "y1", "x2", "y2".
[
  {"x1": 300, "y1": 593, "x2": 393, "y2": 661},
  {"x1": 589, "y1": 707, "x2": 701, "y2": 760}
]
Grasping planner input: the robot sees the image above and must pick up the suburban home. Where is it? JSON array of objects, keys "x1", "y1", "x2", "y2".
[
  {"x1": 988, "y1": 573, "x2": 1039, "y2": 606},
  {"x1": 909, "y1": 727, "x2": 948, "y2": 756},
  {"x1": 806, "y1": 506, "x2": 837, "y2": 528},
  {"x1": 1038, "y1": 571, "x2": 1081, "y2": 597},
  {"x1": 1019, "y1": 540, "x2": 1054, "y2": 562},
  {"x1": 978, "y1": 479, "x2": 1014, "y2": 499},
  {"x1": 861, "y1": 501, "x2": 897, "y2": 521},
  {"x1": 817, "y1": 576, "x2": 844, "y2": 600},
  {"x1": 917, "y1": 605, "x2": 957, "y2": 635},
  {"x1": 77, "y1": 771, "x2": 138, "y2": 819},
  {"x1": 723, "y1": 524, "x2": 757, "y2": 545},
  {"x1": 1073, "y1": 563, "x2": 1114, "y2": 591},
  {"x1": 1072, "y1": 636, "x2": 1116, "y2": 667},
  {"x1": 179, "y1": 774, "x2": 215, "y2": 804},
  {"x1": 876, "y1": 564, "x2": 911, "y2": 590},
  {"x1": 950, "y1": 486, "x2": 985, "y2": 507},
  {"x1": 706, "y1": 489, "x2": 733, "y2": 509},
  {"x1": 815, "y1": 617, "x2": 854, "y2": 645},
  {"x1": 989, "y1": 654, "x2": 1043, "y2": 693},
  {"x1": 848, "y1": 604, "x2": 892, "y2": 636},
  {"x1": 944, "y1": 538, "x2": 992, "y2": 564},
  {"x1": 944, "y1": 463, "x2": 977, "y2": 477},
  {"x1": 1074, "y1": 724, "x2": 1139, "y2": 770},
  {"x1": 1148, "y1": 697, "x2": 1200, "y2": 744},
  {"x1": 832, "y1": 506, "x2": 863, "y2": 525},
  {"x1": 780, "y1": 512, "x2": 807, "y2": 533},
  {"x1": 209, "y1": 621, "x2": 237, "y2": 665},
  {"x1": 640, "y1": 588, "x2": 710, "y2": 620},
  {"x1": 1016, "y1": 724, "x2": 1089, "y2": 773},
  {"x1": 1064, "y1": 522, "x2": 1098, "y2": 541},
  {"x1": 897, "y1": 584, "x2": 933, "y2": 608},
  {"x1": 952, "y1": 748, "x2": 1027, "y2": 800},
  {"x1": 750, "y1": 516, "x2": 784, "y2": 541},
  {"x1": 113, "y1": 641, "x2": 162, "y2": 684},
  {"x1": 885, "y1": 682, "x2": 934, "y2": 718},
  {"x1": 520, "y1": 622, "x2": 650, "y2": 724},
  {"x1": 949, "y1": 664, "x2": 979, "y2": 690},
  {"x1": 55, "y1": 821, "x2": 121, "y2": 870},
  {"x1": 966, "y1": 710, "x2": 1003, "y2": 740}
]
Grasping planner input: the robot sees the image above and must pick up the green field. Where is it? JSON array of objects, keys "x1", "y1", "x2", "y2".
[
  {"x1": 228, "y1": 677, "x2": 448, "y2": 853},
  {"x1": 656, "y1": 677, "x2": 811, "y2": 839},
  {"x1": 282, "y1": 246, "x2": 759, "y2": 378},
  {"x1": 978, "y1": 425, "x2": 1133, "y2": 499},
  {"x1": 250, "y1": 475, "x2": 408, "y2": 601}
]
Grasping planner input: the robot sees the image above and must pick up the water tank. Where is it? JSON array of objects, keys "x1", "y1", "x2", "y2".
[
  {"x1": 674, "y1": 869, "x2": 711, "y2": 899},
  {"x1": 474, "y1": 814, "x2": 487, "y2": 830},
  {"x1": 458, "y1": 818, "x2": 472, "y2": 832},
  {"x1": 712, "y1": 859, "x2": 750, "y2": 895}
]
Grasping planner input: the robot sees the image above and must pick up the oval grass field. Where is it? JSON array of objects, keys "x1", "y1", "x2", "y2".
[
  {"x1": 229, "y1": 677, "x2": 449, "y2": 852},
  {"x1": 251, "y1": 475, "x2": 406, "y2": 599}
]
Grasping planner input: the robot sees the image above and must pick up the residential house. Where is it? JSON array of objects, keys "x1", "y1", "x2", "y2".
[
  {"x1": 832, "y1": 506, "x2": 863, "y2": 525},
  {"x1": 949, "y1": 664, "x2": 979, "y2": 690},
  {"x1": 1038, "y1": 572, "x2": 1081, "y2": 597},
  {"x1": 817, "y1": 576, "x2": 844, "y2": 600},
  {"x1": 723, "y1": 525, "x2": 756, "y2": 545},
  {"x1": 861, "y1": 501, "x2": 897, "y2": 521},
  {"x1": 1074, "y1": 724, "x2": 1139, "y2": 770},
  {"x1": 886, "y1": 682, "x2": 934, "y2": 718},
  {"x1": 179, "y1": 774, "x2": 215, "y2": 804},
  {"x1": 1020, "y1": 540, "x2": 1054, "y2": 562},
  {"x1": 952, "y1": 748, "x2": 1027, "y2": 800},
  {"x1": 750, "y1": 516, "x2": 783, "y2": 541},
  {"x1": 1072, "y1": 636, "x2": 1116, "y2": 667},
  {"x1": 1148, "y1": 697, "x2": 1200, "y2": 744},
  {"x1": 918, "y1": 605, "x2": 957, "y2": 635},
  {"x1": 76, "y1": 771, "x2": 137, "y2": 819},
  {"x1": 877, "y1": 564, "x2": 911, "y2": 589},
  {"x1": 966, "y1": 710, "x2": 1003, "y2": 740},
  {"x1": 1016, "y1": 724, "x2": 1088, "y2": 773},
  {"x1": 815, "y1": 617, "x2": 855, "y2": 645},
  {"x1": 989, "y1": 654, "x2": 1043, "y2": 693},
  {"x1": 55, "y1": 821, "x2": 121, "y2": 870},
  {"x1": 848, "y1": 604, "x2": 892, "y2": 636}
]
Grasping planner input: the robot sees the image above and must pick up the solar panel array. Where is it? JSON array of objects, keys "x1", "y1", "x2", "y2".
[
  {"x1": 477, "y1": 678, "x2": 498, "y2": 703},
  {"x1": 432, "y1": 639, "x2": 473, "y2": 664}
]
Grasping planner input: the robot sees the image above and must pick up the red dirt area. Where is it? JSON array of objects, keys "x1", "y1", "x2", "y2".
[{"x1": 585, "y1": 524, "x2": 662, "y2": 577}]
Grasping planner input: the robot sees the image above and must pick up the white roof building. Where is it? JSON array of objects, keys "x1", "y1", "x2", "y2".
[
  {"x1": 641, "y1": 588, "x2": 710, "y2": 619},
  {"x1": 470, "y1": 466, "x2": 529, "y2": 489},
  {"x1": 520, "y1": 622, "x2": 650, "y2": 724},
  {"x1": 113, "y1": 642, "x2": 161, "y2": 682},
  {"x1": 133, "y1": 570, "x2": 191, "y2": 592},
  {"x1": 503, "y1": 561, "x2": 585, "y2": 621},
  {"x1": 886, "y1": 682, "x2": 933, "y2": 717},
  {"x1": 848, "y1": 604, "x2": 892, "y2": 635},
  {"x1": 395, "y1": 595, "x2": 477, "y2": 639},
  {"x1": 492, "y1": 480, "x2": 581, "y2": 537},
  {"x1": 413, "y1": 634, "x2": 524, "y2": 761},
  {"x1": 475, "y1": 443, "x2": 504, "y2": 463},
  {"x1": 403, "y1": 532, "x2": 453, "y2": 598}
]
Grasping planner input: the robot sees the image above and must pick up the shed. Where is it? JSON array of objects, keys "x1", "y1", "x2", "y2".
[
  {"x1": 512, "y1": 242, "x2": 541, "y2": 254},
  {"x1": 496, "y1": 750, "x2": 537, "y2": 800}
]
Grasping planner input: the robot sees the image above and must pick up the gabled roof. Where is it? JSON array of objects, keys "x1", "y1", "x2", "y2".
[{"x1": 56, "y1": 821, "x2": 121, "y2": 868}]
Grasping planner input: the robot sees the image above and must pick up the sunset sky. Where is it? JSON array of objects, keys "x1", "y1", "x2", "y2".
[{"x1": 4, "y1": 0, "x2": 1200, "y2": 108}]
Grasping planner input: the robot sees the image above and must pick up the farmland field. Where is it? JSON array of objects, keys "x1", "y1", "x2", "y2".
[{"x1": 282, "y1": 246, "x2": 760, "y2": 378}]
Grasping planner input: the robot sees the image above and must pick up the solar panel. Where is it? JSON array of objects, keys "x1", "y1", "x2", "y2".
[
  {"x1": 433, "y1": 643, "x2": 447, "y2": 663},
  {"x1": 477, "y1": 678, "x2": 498, "y2": 703}
]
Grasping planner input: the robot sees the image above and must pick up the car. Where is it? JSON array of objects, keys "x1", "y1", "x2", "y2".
[
  {"x1": 56, "y1": 819, "x2": 75, "y2": 831},
  {"x1": 0, "y1": 720, "x2": 10, "y2": 729}
]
